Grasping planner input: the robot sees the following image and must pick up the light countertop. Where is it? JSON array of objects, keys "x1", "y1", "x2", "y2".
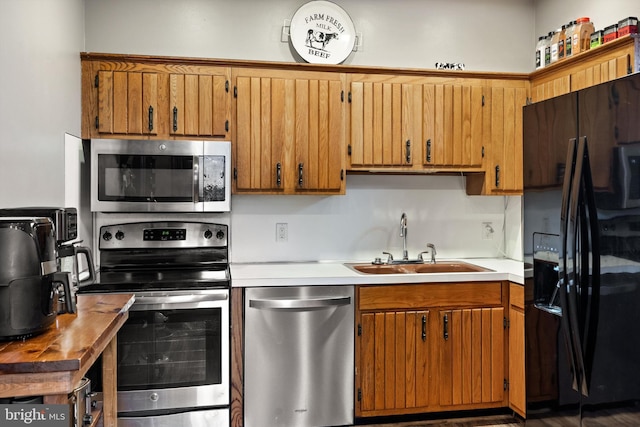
[{"x1": 230, "y1": 258, "x2": 524, "y2": 288}]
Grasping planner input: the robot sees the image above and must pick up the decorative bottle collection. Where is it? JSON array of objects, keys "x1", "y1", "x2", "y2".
[{"x1": 535, "y1": 15, "x2": 639, "y2": 70}]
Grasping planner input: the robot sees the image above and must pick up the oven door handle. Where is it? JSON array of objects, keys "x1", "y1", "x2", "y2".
[
  {"x1": 249, "y1": 296, "x2": 351, "y2": 310},
  {"x1": 132, "y1": 293, "x2": 228, "y2": 311}
]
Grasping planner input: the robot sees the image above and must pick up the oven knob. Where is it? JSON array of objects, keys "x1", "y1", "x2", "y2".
[
  {"x1": 102, "y1": 231, "x2": 112, "y2": 241},
  {"x1": 204, "y1": 229, "x2": 213, "y2": 239},
  {"x1": 115, "y1": 230, "x2": 125, "y2": 240},
  {"x1": 216, "y1": 230, "x2": 225, "y2": 240}
]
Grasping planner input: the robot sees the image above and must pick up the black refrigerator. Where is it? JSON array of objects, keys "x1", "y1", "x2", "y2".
[{"x1": 523, "y1": 72, "x2": 640, "y2": 426}]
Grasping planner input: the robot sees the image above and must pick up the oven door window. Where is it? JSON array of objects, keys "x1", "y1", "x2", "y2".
[
  {"x1": 97, "y1": 154, "x2": 195, "y2": 202},
  {"x1": 117, "y1": 307, "x2": 221, "y2": 390}
]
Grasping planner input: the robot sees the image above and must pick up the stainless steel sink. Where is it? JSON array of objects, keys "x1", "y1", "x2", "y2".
[{"x1": 345, "y1": 261, "x2": 492, "y2": 275}]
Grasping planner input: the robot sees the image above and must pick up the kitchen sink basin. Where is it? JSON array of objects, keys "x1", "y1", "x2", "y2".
[{"x1": 346, "y1": 261, "x2": 492, "y2": 275}]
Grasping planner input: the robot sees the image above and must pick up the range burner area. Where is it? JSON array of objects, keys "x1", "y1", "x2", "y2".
[{"x1": 79, "y1": 220, "x2": 230, "y2": 427}]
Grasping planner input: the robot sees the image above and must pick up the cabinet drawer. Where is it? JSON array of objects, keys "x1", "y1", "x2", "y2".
[
  {"x1": 510, "y1": 282, "x2": 524, "y2": 310},
  {"x1": 358, "y1": 282, "x2": 503, "y2": 311}
]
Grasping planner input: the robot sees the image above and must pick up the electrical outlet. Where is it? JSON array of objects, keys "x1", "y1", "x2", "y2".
[
  {"x1": 482, "y1": 222, "x2": 494, "y2": 240},
  {"x1": 276, "y1": 223, "x2": 288, "y2": 242}
]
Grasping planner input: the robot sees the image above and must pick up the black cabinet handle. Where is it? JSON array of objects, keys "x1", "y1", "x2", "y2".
[
  {"x1": 148, "y1": 105, "x2": 154, "y2": 131},
  {"x1": 298, "y1": 163, "x2": 304, "y2": 187},
  {"x1": 422, "y1": 315, "x2": 427, "y2": 342},
  {"x1": 426, "y1": 139, "x2": 432, "y2": 163},
  {"x1": 405, "y1": 140, "x2": 411, "y2": 164},
  {"x1": 172, "y1": 106, "x2": 178, "y2": 132},
  {"x1": 495, "y1": 165, "x2": 500, "y2": 188},
  {"x1": 443, "y1": 314, "x2": 449, "y2": 340},
  {"x1": 276, "y1": 163, "x2": 282, "y2": 188}
]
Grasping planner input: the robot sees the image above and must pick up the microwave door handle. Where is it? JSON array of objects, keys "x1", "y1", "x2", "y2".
[{"x1": 193, "y1": 156, "x2": 201, "y2": 202}]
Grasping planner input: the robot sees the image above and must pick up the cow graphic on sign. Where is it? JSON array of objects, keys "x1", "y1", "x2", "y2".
[
  {"x1": 289, "y1": 1, "x2": 356, "y2": 64},
  {"x1": 306, "y1": 29, "x2": 339, "y2": 51}
]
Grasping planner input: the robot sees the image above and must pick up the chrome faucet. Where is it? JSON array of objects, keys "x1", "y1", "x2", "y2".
[
  {"x1": 426, "y1": 243, "x2": 437, "y2": 264},
  {"x1": 400, "y1": 213, "x2": 408, "y2": 261},
  {"x1": 419, "y1": 243, "x2": 437, "y2": 264}
]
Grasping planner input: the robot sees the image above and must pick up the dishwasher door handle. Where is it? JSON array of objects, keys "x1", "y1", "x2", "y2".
[{"x1": 249, "y1": 296, "x2": 351, "y2": 310}]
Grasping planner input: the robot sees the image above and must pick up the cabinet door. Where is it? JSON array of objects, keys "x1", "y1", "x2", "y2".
[
  {"x1": 293, "y1": 78, "x2": 345, "y2": 193},
  {"x1": 349, "y1": 75, "x2": 420, "y2": 168},
  {"x1": 509, "y1": 283, "x2": 526, "y2": 418},
  {"x1": 169, "y1": 68, "x2": 230, "y2": 138},
  {"x1": 97, "y1": 70, "x2": 158, "y2": 136},
  {"x1": 423, "y1": 82, "x2": 484, "y2": 168},
  {"x1": 486, "y1": 81, "x2": 528, "y2": 194},
  {"x1": 234, "y1": 74, "x2": 286, "y2": 193},
  {"x1": 438, "y1": 307, "x2": 505, "y2": 407},
  {"x1": 234, "y1": 69, "x2": 345, "y2": 194},
  {"x1": 358, "y1": 310, "x2": 430, "y2": 416}
]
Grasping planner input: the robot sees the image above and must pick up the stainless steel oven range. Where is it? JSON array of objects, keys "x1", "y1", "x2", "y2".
[{"x1": 78, "y1": 221, "x2": 230, "y2": 427}]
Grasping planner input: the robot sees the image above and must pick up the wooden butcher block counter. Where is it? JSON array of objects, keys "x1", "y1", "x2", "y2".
[{"x1": 0, "y1": 294, "x2": 134, "y2": 427}]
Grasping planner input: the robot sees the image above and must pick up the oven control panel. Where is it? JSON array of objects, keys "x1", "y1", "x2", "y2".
[{"x1": 99, "y1": 221, "x2": 227, "y2": 250}]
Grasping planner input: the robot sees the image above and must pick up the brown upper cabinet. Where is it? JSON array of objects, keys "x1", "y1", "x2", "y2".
[
  {"x1": 81, "y1": 54, "x2": 232, "y2": 140},
  {"x1": 347, "y1": 74, "x2": 485, "y2": 172},
  {"x1": 80, "y1": 37, "x2": 638, "y2": 196},
  {"x1": 95, "y1": 70, "x2": 159, "y2": 136},
  {"x1": 232, "y1": 68, "x2": 346, "y2": 195},
  {"x1": 478, "y1": 79, "x2": 529, "y2": 195},
  {"x1": 168, "y1": 68, "x2": 231, "y2": 138}
]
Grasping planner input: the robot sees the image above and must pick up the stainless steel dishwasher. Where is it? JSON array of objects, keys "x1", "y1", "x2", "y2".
[{"x1": 244, "y1": 285, "x2": 354, "y2": 427}]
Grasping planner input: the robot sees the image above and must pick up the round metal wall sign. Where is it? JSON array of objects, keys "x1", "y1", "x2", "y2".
[{"x1": 289, "y1": 1, "x2": 356, "y2": 64}]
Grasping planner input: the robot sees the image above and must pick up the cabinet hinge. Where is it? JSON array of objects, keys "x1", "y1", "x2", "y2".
[
  {"x1": 357, "y1": 388, "x2": 362, "y2": 402},
  {"x1": 348, "y1": 145, "x2": 352, "y2": 156},
  {"x1": 233, "y1": 167, "x2": 238, "y2": 180},
  {"x1": 357, "y1": 324, "x2": 362, "y2": 336},
  {"x1": 504, "y1": 379, "x2": 509, "y2": 391},
  {"x1": 94, "y1": 116, "x2": 99, "y2": 129},
  {"x1": 94, "y1": 74, "x2": 99, "y2": 88},
  {"x1": 341, "y1": 169, "x2": 344, "y2": 181},
  {"x1": 504, "y1": 317, "x2": 509, "y2": 329},
  {"x1": 481, "y1": 146, "x2": 485, "y2": 158},
  {"x1": 481, "y1": 95, "x2": 485, "y2": 106},
  {"x1": 341, "y1": 90, "x2": 344, "y2": 102},
  {"x1": 233, "y1": 86, "x2": 238, "y2": 98},
  {"x1": 225, "y1": 120, "x2": 229, "y2": 132},
  {"x1": 348, "y1": 91, "x2": 352, "y2": 103},
  {"x1": 225, "y1": 80, "x2": 230, "y2": 93}
]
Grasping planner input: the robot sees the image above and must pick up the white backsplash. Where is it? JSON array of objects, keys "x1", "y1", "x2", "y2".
[{"x1": 230, "y1": 174, "x2": 522, "y2": 263}]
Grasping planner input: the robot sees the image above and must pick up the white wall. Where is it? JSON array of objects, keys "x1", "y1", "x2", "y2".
[
  {"x1": 84, "y1": 0, "x2": 535, "y2": 73},
  {"x1": 0, "y1": 0, "x2": 84, "y2": 207},
  {"x1": 231, "y1": 175, "x2": 514, "y2": 263}
]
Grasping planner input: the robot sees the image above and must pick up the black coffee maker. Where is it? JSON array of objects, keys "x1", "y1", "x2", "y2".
[
  {"x1": 0, "y1": 207, "x2": 96, "y2": 315},
  {"x1": 0, "y1": 217, "x2": 73, "y2": 339}
]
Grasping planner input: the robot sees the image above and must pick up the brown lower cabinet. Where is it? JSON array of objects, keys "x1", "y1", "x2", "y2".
[{"x1": 355, "y1": 282, "x2": 512, "y2": 418}]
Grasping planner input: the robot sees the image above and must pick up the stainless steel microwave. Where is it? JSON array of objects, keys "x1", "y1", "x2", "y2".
[{"x1": 91, "y1": 139, "x2": 231, "y2": 212}]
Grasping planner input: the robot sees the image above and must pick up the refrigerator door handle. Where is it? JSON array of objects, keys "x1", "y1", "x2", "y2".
[
  {"x1": 559, "y1": 138, "x2": 582, "y2": 393},
  {"x1": 566, "y1": 137, "x2": 590, "y2": 396},
  {"x1": 577, "y1": 136, "x2": 601, "y2": 397}
]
